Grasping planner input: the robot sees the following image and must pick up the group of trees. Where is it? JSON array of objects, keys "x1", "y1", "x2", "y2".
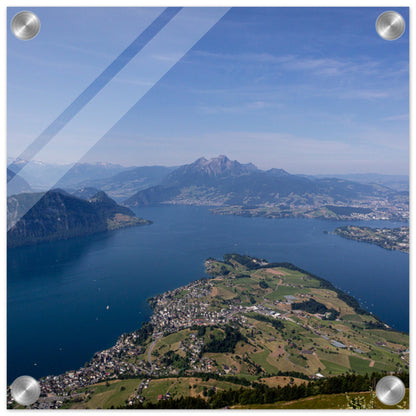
[
  {"x1": 291, "y1": 299, "x2": 340, "y2": 320},
  {"x1": 202, "y1": 325, "x2": 245, "y2": 353},
  {"x1": 249, "y1": 313, "x2": 284, "y2": 330},
  {"x1": 132, "y1": 322, "x2": 153, "y2": 345},
  {"x1": 209, "y1": 372, "x2": 409, "y2": 408},
  {"x1": 160, "y1": 350, "x2": 189, "y2": 370},
  {"x1": 223, "y1": 254, "x2": 262, "y2": 270},
  {"x1": 123, "y1": 396, "x2": 210, "y2": 409},
  {"x1": 122, "y1": 372, "x2": 408, "y2": 409},
  {"x1": 259, "y1": 280, "x2": 269, "y2": 289}
]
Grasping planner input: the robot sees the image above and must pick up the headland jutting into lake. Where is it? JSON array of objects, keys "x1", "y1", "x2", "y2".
[{"x1": 9, "y1": 254, "x2": 408, "y2": 409}]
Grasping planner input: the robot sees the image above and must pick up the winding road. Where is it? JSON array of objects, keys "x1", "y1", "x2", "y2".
[{"x1": 147, "y1": 337, "x2": 159, "y2": 375}]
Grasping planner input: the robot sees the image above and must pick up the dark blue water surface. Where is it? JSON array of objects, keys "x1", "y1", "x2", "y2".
[{"x1": 8, "y1": 206, "x2": 409, "y2": 383}]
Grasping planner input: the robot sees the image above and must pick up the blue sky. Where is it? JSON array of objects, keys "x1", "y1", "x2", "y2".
[{"x1": 8, "y1": 7, "x2": 409, "y2": 174}]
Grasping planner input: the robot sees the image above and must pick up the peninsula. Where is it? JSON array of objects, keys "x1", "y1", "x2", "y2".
[
  {"x1": 334, "y1": 226, "x2": 409, "y2": 253},
  {"x1": 8, "y1": 254, "x2": 409, "y2": 409}
]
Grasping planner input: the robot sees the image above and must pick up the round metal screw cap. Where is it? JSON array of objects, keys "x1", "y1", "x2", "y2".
[
  {"x1": 375, "y1": 375, "x2": 405, "y2": 406},
  {"x1": 376, "y1": 11, "x2": 405, "y2": 41},
  {"x1": 11, "y1": 11, "x2": 41, "y2": 41},
  {"x1": 10, "y1": 375, "x2": 41, "y2": 406}
]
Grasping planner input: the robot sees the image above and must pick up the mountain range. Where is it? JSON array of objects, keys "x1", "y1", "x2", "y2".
[
  {"x1": 7, "y1": 155, "x2": 408, "y2": 247},
  {"x1": 8, "y1": 157, "x2": 408, "y2": 203},
  {"x1": 124, "y1": 155, "x2": 398, "y2": 208},
  {"x1": 73, "y1": 166, "x2": 176, "y2": 201},
  {"x1": 7, "y1": 159, "x2": 175, "y2": 201},
  {"x1": 7, "y1": 159, "x2": 130, "y2": 191}
]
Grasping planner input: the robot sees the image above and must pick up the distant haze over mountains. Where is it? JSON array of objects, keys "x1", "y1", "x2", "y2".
[
  {"x1": 7, "y1": 158, "x2": 176, "y2": 201},
  {"x1": 7, "y1": 168, "x2": 32, "y2": 196},
  {"x1": 311, "y1": 173, "x2": 409, "y2": 192},
  {"x1": 7, "y1": 155, "x2": 408, "y2": 246},
  {"x1": 124, "y1": 155, "x2": 400, "y2": 208},
  {"x1": 7, "y1": 158, "x2": 129, "y2": 191},
  {"x1": 74, "y1": 166, "x2": 177, "y2": 201},
  {"x1": 8, "y1": 156, "x2": 408, "y2": 201}
]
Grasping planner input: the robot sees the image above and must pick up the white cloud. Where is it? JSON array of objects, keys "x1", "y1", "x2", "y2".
[
  {"x1": 190, "y1": 50, "x2": 384, "y2": 78},
  {"x1": 198, "y1": 100, "x2": 273, "y2": 114},
  {"x1": 340, "y1": 89, "x2": 390, "y2": 100},
  {"x1": 384, "y1": 114, "x2": 409, "y2": 121}
]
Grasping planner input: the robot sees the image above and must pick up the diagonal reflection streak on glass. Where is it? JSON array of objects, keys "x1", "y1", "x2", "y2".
[
  {"x1": 7, "y1": 7, "x2": 230, "y2": 231},
  {"x1": 8, "y1": 7, "x2": 182, "y2": 177}
]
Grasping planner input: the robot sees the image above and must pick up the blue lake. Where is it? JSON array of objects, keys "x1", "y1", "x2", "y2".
[{"x1": 7, "y1": 206, "x2": 409, "y2": 383}]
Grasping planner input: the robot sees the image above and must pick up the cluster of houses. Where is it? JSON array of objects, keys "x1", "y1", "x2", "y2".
[
  {"x1": 157, "y1": 392, "x2": 171, "y2": 401},
  {"x1": 8, "y1": 264, "x2": 409, "y2": 409},
  {"x1": 150, "y1": 280, "x2": 218, "y2": 332},
  {"x1": 343, "y1": 199, "x2": 408, "y2": 222},
  {"x1": 127, "y1": 378, "x2": 151, "y2": 406},
  {"x1": 8, "y1": 332, "x2": 153, "y2": 408}
]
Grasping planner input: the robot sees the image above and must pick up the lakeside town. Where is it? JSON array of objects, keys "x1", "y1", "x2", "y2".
[
  {"x1": 334, "y1": 226, "x2": 409, "y2": 253},
  {"x1": 7, "y1": 256, "x2": 409, "y2": 409},
  {"x1": 211, "y1": 196, "x2": 409, "y2": 223}
]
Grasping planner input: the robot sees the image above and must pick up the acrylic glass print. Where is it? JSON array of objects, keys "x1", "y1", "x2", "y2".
[{"x1": 7, "y1": 7, "x2": 409, "y2": 409}]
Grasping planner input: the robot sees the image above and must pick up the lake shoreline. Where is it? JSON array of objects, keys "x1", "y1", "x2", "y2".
[{"x1": 8, "y1": 206, "x2": 409, "y2": 383}]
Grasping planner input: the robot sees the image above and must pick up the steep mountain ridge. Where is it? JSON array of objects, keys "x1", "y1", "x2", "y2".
[
  {"x1": 164, "y1": 155, "x2": 259, "y2": 187},
  {"x1": 124, "y1": 155, "x2": 396, "y2": 208},
  {"x1": 7, "y1": 189, "x2": 151, "y2": 248}
]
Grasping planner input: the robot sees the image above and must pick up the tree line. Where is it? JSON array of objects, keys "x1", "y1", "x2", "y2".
[
  {"x1": 248, "y1": 312, "x2": 284, "y2": 330},
  {"x1": 121, "y1": 371, "x2": 408, "y2": 409},
  {"x1": 291, "y1": 298, "x2": 340, "y2": 320},
  {"x1": 202, "y1": 325, "x2": 246, "y2": 353}
]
